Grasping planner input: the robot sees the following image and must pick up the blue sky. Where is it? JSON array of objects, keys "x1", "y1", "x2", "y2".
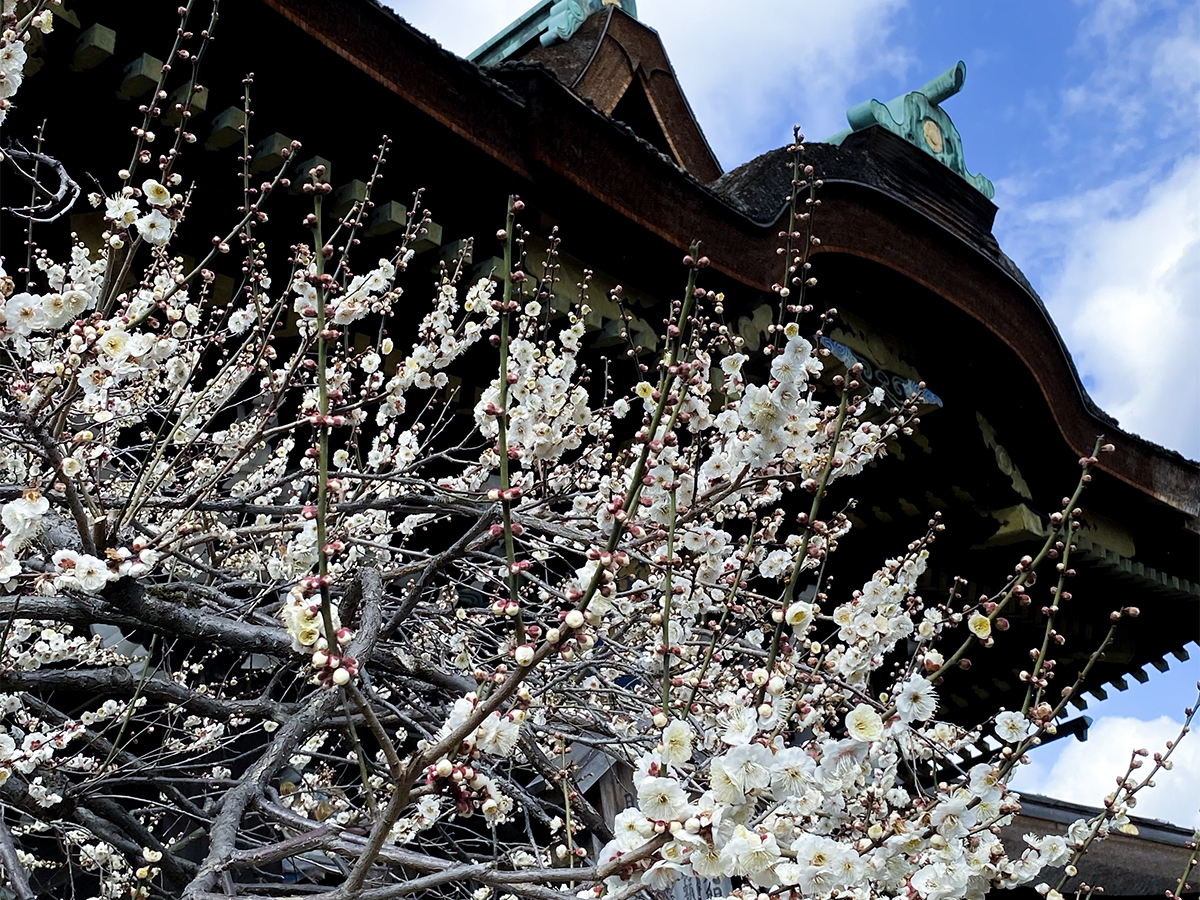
[{"x1": 394, "y1": 0, "x2": 1200, "y2": 826}]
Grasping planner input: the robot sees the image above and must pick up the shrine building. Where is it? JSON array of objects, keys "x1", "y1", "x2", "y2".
[{"x1": 5, "y1": 2, "x2": 1198, "y2": 895}]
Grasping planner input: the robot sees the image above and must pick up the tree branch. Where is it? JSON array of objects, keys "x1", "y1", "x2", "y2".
[
  {"x1": 0, "y1": 805, "x2": 34, "y2": 900},
  {"x1": 182, "y1": 567, "x2": 384, "y2": 898},
  {"x1": 1, "y1": 143, "x2": 81, "y2": 223}
]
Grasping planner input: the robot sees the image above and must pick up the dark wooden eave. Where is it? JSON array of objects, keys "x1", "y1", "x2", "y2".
[{"x1": 259, "y1": 0, "x2": 1199, "y2": 524}]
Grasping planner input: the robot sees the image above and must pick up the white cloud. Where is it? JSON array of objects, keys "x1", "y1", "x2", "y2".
[
  {"x1": 1010, "y1": 714, "x2": 1200, "y2": 829},
  {"x1": 1066, "y1": 0, "x2": 1200, "y2": 134},
  {"x1": 388, "y1": 0, "x2": 912, "y2": 169},
  {"x1": 636, "y1": 0, "x2": 911, "y2": 167},
  {"x1": 998, "y1": 154, "x2": 1200, "y2": 458},
  {"x1": 386, "y1": 0, "x2": 543, "y2": 58}
]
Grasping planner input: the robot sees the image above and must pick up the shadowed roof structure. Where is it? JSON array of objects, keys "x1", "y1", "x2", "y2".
[{"x1": 479, "y1": 3, "x2": 723, "y2": 182}]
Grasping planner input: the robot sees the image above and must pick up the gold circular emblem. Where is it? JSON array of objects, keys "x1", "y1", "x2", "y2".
[{"x1": 922, "y1": 118, "x2": 944, "y2": 154}]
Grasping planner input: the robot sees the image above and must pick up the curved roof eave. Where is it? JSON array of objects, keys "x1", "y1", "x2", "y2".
[{"x1": 260, "y1": 0, "x2": 1200, "y2": 521}]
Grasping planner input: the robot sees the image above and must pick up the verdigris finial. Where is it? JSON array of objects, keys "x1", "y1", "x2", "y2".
[
  {"x1": 542, "y1": 0, "x2": 588, "y2": 46},
  {"x1": 915, "y1": 61, "x2": 965, "y2": 106},
  {"x1": 827, "y1": 61, "x2": 994, "y2": 199},
  {"x1": 470, "y1": 0, "x2": 639, "y2": 64},
  {"x1": 540, "y1": 0, "x2": 638, "y2": 48}
]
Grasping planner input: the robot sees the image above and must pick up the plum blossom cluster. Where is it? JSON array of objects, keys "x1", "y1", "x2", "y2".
[{"x1": 0, "y1": 10, "x2": 1185, "y2": 900}]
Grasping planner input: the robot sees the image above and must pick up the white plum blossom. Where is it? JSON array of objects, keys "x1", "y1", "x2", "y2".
[
  {"x1": 142, "y1": 179, "x2": 172, "y2": 207},
  {"x1": 637, "y1": 776, "x2": 690, "y2": 822},
  {"x1": 2, "y1": 493, "x2": 49, "y2": 546},
  {"x1": 721, "y1": 824, "x2": 780, "y2": 880},
  {"x1": 473, "y1": 711, "x2": 522, "y2": 756},
  {"x1": 134, "y1": 209, "x2": 172, "y2": 244},
  {"x1": 968, "y1": 611, "x2": 992, "y2": 639},
  {"x1": 931, "y1": 791, "x2": 977, "y2": 839},
  {"x1": 845, "y1": 704, "x2": 884, "y2": 742},
  {"x1": 995, "y1": 710, "x2": 1032, "y2": 743},
  {"x1": 894, "y1": 674, "x2": 939, "y2": 723},
  {"x1": 51, "y1": 552, "x2": 114, "y2": 592},
  {"x1": 721, "y1": 742, "x2": 773, "y2": 796},
  {"x1": 5, "y1": 292, "x2": 45, "y2": 335},
  {"x1": 661, "y1": 719, "x2": 693, "y2": 765},
  {"x1": 227, "y1": 307, "x2": 255, "y2": 334},
  {"x1": 911, "y1": 861, "x2": 970, "y2": 900},
  {"x1": 105, "y1": 194, "x2": 139, "y2": 225}
]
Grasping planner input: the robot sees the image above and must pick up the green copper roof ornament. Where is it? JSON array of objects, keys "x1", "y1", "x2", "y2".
[
  {"x1": 825, "y1": 61, "x2": 994, "y2": 199},
  {"x1": 469, "y1": 0, "x2": 638, "y2": 67}
]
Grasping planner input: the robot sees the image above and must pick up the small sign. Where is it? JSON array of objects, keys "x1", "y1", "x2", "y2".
[{"x1": 671, "y1": 876, "x2": 733, "y2": 900}]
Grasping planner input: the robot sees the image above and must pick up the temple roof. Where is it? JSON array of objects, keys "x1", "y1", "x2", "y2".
[
  {"x1": 469, "y1": 0, "x2": 639, "y2": 66},
  {"x1": 243, "y1": 0, "x2": 1195, "y2": 511},
  {"x1": 472, "y1": 2, "x2": 723, "y2": 181}
]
